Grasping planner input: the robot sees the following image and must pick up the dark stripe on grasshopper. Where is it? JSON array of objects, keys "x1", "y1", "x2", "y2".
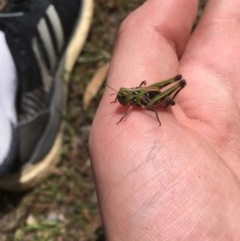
[
  {"x1": 148, "y1": 74, "x2": 182, "y2": 90},
  {"x1": 147, "y1": 79, "x2": 186, "y2": 107}
]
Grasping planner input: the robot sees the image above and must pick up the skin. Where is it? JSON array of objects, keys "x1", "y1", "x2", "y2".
[{"x1": 89, "y1": 0, "x2": 240, "y2": 240}]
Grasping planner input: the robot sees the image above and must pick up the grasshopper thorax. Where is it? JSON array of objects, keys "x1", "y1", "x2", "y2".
[{"x1": 117, "y1": 88, "x2": 132, "y2": 105}]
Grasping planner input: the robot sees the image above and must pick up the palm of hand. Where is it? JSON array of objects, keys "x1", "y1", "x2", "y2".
[{"x1": 89, "y1": 1, "x2": 240, "y2": 239}]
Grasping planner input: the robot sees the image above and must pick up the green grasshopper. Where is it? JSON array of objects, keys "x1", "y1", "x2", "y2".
[{"x1": 108, "y1": 75, "x2": 186, "y2": 126}]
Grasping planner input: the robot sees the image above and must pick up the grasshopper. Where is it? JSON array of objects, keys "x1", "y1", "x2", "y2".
[{"x1": 108, "y1": 75, "x2": 186, "y2": 126}]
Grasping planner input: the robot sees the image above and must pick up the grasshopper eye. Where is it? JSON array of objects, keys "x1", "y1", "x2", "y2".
[{"x1": 117, "y1": 89, "x2": 131, "y2": 105}]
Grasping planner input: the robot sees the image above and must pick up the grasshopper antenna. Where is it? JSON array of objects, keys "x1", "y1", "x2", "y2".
[
  {"x1": 105, "y1": 84, "x2": 118, "y2": 92},
  {"x1": 105, "y1": 84, "x2": 119, "y2": 99}
]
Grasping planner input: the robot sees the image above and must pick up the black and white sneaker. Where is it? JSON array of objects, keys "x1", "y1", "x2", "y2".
[{"x1": 0, "y1": 0, "x2": 93, "y2": 191}]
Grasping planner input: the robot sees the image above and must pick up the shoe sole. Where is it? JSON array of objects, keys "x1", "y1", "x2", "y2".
[{"x1": 0, "y1": 0, "x2": 94, "y2": 191}]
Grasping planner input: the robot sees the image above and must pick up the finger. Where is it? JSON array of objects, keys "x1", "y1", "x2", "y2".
[
  {"x1": 178, "y1": 0, "x2": 240, "y2": 123},
  {"x1": 178, "y1": 0, "x2": 240, "y2": 173},
  {"x1": 108, "y1": 0, "x2": 198, "y2": 88},
  {"x1": 181, "y1": 0, "x2": 240, "y2": 96}
]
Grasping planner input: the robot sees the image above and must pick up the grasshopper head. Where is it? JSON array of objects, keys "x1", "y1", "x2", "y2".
[{"x1": 117, "y1": 88, "x2": 131, "y2": 105}]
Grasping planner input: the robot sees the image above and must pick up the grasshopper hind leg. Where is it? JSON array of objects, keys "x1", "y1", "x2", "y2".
[
  {"x1": 169, "y1": 79, "x2": 186, "y2": 101},
  {"x1": 164, "y1": 79, "x2": 186, "y2": 108},
  {"x1": 148, "y1": 108, "x2": 161, "y2": 126}
]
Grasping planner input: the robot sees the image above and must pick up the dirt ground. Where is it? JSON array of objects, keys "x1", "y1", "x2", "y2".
[{"x1": 0, "y1": 1, "x2": 206, "y2": 240}]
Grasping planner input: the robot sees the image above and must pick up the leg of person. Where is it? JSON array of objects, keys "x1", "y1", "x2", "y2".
[{"x1": 0, "y1": 0, "x2": 93, "y2": 191}]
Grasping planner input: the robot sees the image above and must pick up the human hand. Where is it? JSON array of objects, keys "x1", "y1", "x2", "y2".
[{"x1": 89, "y1": 0, "x2": 240, "y2": 240}]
